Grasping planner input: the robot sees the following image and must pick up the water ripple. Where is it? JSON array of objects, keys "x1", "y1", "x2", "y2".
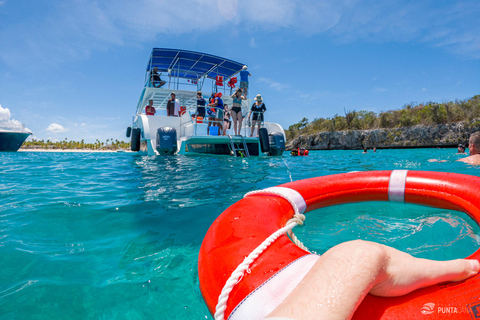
[{"x1": 1, "y1": 150, "x2": 480, "y2": 319}]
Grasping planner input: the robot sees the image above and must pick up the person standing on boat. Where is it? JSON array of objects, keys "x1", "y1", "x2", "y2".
[
  {"x1": 239, "y1": 65, "x2": 251, "y2": 98},
  {"x1": 145, "y1": 99, "x2": 156, "y2": 116},
  {"x1": 248, "y1": 94, "x2": 266, "y2": 137},
  {"x1": 230, "y1": 88, "x2": 247, "y2": 135},
  {"x1": 196, "y1": 91, "x2": 206, "y2": 120},
  {"x1": 208, "y1": 92, "x2": 224, "y2": 135},
  {"x1": 223, "y1": 104, "x2": 231, "y2": 136},
  {"x1": 206, "y1": 93, "x2": 216, "y2": 135},
  {"x1": 167, "y1": 92, "x2": 180, "y2": 117}
]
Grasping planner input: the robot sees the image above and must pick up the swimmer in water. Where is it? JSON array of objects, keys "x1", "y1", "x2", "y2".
[{"x1": 458, "y1": 131, "x2": 480, "y2": 165}]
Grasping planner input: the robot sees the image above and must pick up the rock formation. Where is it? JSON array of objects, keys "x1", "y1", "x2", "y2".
[{"x1": 287, "y1": 120, "x2": 480, "y2": 150}]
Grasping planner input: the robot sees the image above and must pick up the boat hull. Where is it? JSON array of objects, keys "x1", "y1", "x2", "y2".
[
  {"x1": 0, "y1": 131, "x2": 31, "y2": 151},
  {"x1": 182, "y1": 136, "x2": 260, "y2": 156}
]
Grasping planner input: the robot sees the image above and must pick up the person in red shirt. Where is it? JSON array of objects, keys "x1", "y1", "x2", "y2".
[{"x1": 145, "y1": 99, "x2": 156, "y2": 116}]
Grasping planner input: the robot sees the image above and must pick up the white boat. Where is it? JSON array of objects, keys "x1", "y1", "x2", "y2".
[{"x1": 127, "y1": 48, "x2": 286, "y2": 157}]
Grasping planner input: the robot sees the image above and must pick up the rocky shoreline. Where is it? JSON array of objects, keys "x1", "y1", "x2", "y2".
[{"x1": 287, "y1": 120, "x2": 480, "y2": 150}]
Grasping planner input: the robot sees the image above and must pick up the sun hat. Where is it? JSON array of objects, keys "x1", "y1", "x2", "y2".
[
  {"x1": 215, "y1": 92, "x2": 222, "y2": 98},
  {"x1": 255, "y1": 94, "x2": 262, "y2": 101}
]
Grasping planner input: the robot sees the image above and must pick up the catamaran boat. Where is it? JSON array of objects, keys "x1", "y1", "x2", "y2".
[{"x1": 127, "y1": 48, "x2": 286, "y2": 157}]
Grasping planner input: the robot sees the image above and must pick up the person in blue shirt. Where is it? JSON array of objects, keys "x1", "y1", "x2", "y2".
[{"x1": 239, "y1": 65, "x2": 251, "y2": 98}]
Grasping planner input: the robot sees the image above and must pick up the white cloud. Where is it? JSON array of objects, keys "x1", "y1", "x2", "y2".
[
  {"x1": 329, "y1": 1, "x2": 480, "y2": 58},
  {"x1": 257, "y1": 77, "x2": 289, "y2": 91},
  {"x1": 217, "y1": 0, "x2": 237, "y2": 20},
  {"x1": 249, "y1": 37, "x2": 256, "y2": 48},
  {"x1": 374, "y1": 87, "x2": 387, "y2": 93},
  {"x1": 0, "y1": 0, "x2": 479, "y2": 69},
  {"x1": 0, "y1": 105, "x2": 10, "y2": 122},
  {"x1": 0, "y1": 104, "x2": 30, "y2": 132},
  {"x1": 46, "y1": 123, "x2": 68, "y2": 133}
]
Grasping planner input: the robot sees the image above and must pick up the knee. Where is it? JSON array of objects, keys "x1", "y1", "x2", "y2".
[{"x1": 332, "y1": 240, "x2": 388, "y2": 269}]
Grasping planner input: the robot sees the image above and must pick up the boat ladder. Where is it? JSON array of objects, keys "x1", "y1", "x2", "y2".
[{"x1": 228, "y1": 135, "x2": 250, "y2": 158}]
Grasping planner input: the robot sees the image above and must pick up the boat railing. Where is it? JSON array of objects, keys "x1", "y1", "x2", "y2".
[
  {"x1": 144, "y1": 72, "x2": 245, "y2": 97},
  {"x1": 145, "y1": 75, "x2": 201, "y2": 91},
  {"x1": 184, "y1": 106, "x2": 267, "y2": 137},
  {"x1": 191, "y1": 106, "x2": 227, "y2": 136},
  {"x1": 244, "y1": 111, "x2": 266, "y2": 131},
  {"x1": 245, "y1": 111, "x2": 265, "y2": 123}
]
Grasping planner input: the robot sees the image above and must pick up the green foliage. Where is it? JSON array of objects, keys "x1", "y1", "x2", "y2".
[
  {"x1": 22, "y1": 138, "x2": 131, "y2": 150},
  {"x1": 344, "y1": 108, "x2": 356, "y2": 129},
  {"x1": 286, "y1": 94, "x2": 480, "y2": 140}
]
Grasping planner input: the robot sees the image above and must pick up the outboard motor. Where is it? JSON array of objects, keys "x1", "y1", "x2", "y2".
[
  {"x1": 268, "y1": 132, "x2": 286, "y2": 156},
  {"x1": 156, "y1": 127, "x2": 177, "y2": 155}
]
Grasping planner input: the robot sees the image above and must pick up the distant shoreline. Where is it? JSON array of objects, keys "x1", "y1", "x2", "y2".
[{"x1": 18, "y1": 148, "x2": 131, "y2": 153}]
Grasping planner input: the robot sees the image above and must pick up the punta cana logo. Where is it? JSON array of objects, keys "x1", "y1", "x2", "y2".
[
  {"x1": 421, "y1": 302, "x2": 435, "y2": 315},
  {"x1": 421, "y1": 302, "x2": 471, "y2": 315}
]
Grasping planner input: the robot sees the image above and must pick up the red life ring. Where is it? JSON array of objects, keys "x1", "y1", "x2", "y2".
[{"x1": 198, "y1": 170, "x2": 480, "y2": 319}]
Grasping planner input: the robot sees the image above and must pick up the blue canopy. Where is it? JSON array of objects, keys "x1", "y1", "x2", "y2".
[{"x1": 146, "y1": 48, "x2": 245, "y2": 80}]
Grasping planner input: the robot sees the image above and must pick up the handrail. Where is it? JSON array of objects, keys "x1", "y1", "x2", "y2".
[
  {"x1": 247, "y1": 111, "x2": 265, "y2": 121},
  {"x1": 192, "y1": 106, "x2": 226, "y2": 136},
  {"x1": 183, "y1": 106, "x2": 270, "y2": 137}
]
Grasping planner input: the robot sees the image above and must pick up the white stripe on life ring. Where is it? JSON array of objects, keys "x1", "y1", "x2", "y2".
[
  {"x1": 228, "y1": 254, "x2": 319, "y2": 320},
  {"x1": 259, "y1": 187, "x2": 307, "y2": 214},
  {"x1": 388, "y1": 170, "x2": 408, "y2": 203}
]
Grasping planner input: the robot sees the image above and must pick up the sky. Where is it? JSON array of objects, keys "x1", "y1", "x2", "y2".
[{"x1": 0, "y1": 0, "x2": 479, "y2": 143}]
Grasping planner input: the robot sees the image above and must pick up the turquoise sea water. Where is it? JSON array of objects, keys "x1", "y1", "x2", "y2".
[{"x1": 1, "y1": 149, "x2": 480, "y2": 319}]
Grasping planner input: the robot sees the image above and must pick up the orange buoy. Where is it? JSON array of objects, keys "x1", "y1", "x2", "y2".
[{"x1": 198, "y1": 170, "x2": 480, "y2": 319}]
